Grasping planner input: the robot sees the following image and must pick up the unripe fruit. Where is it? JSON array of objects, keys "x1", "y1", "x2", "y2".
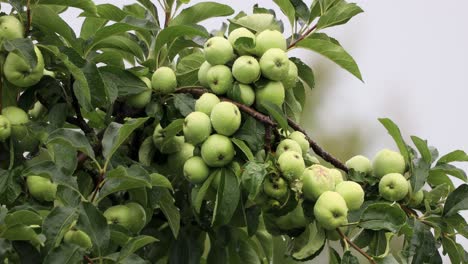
[
  {"x1": 104, "y1": 205, "x2": 133, "y2": 230},
  {"x1": 206, "y1": 65, "x2": 233, "y2": 95},
  {"x1": 274, "y1": 203, "x2": 307, "y2": 230},
  {"x1": 127, "y1": 89, "x2": 152, "y2": 108},
  {"x1": 0, "y1": 115, "x2": 11, "y2": 141},
  {"x1": 313, "y1": 191, "x2": 348, "y2": 230},
  {"x1": 0, "y1": 16, "x2": 24, "y2": 43},
  {"x1": 379, "y1": 173, "x2": 409, "y2": 201},
  {"x1": 277, "y1": 151, "x2": 305, "y2": 181},
  {"x1": 152, "y1": 124, "x2": 164, "y2": 146},
  {"x1": 276, "y1": 139, "x2": 302, "y2": 157},
  {"x1": 204, "y1": 37, "x2": 234, "y2": 65},
  {"x1": 28, "y1": 101, "x2": 46, "y2": 119},
  {"x1": 63, "y1": 230, "x2": 93, "y2": 249},
  {"x1": 198, "y1": 61, "x2": 212, "y2": 87},
  {"x1": 255, "y1": 30, "x2": 287, "y2": 56},
  {"x1": 210, "y1": 102, "x2": 241, "y2": 136},
  {"x1": 195, "y1": 93, "x2": 220, "y2": 115},
  {"x1": 126, "y1": 202, "x2": 147, "y2": 233},
  {"x1": 335, "y1": 181, "x2": 364, "y2": 211},
  {"x1": 373, "y1": 149, "x2": 406, "y2": 178},
  {"x1": 183, "y1": 111, "x2": 212, "y2": 145},
  {"x1": 26, "y1": 175, "x2": 57, "y2": 202},
  {"x1": 302, "y1": 165, "x2": 335, "y2": 201},
  {"x1": 255, "y1": 81, "x2": 285, "y2": 113},
  {"x1": 152, "y1": 124, "x2": 185, "y2": 154},
  {"x1": 263, "y1": 176, "x2": 288, "y2": 199},
  {"x1": 406, "y1": 188, "x2": 424, "y2": 207},
  {"x1": 228, "y1": 27, "x2": 256, "y2": 55},
  {"x1": 232, "y1": 56, "x2": 260, "y2": 84},
  {"x1": 4, "y1": 46, "x2": 44, "y2": 88},
  {"x1": 346, "y1": 155, "x2": 372, "y2": 175},
  {"x1": 282, "y1": 61, "x2": 299, "y2": 89},
  {"x1": 201, "y1": 134, "x2": 235, "y2": 167},
  {"x1": 259, "y1": 48, "x2": 290, "y2": 81},
  {"x1": 151, "y1": 67, "x2": 177, "y2": 94},
  {"x1": 167, "y1": 143, "x2": 194, "y2": 168},
  {"x1": 227, "y1": 83, "x2": 255, "y2": 106},
  {"x1": 288, "y1": 131, "x2": 309, "y2": 155},
  {"x1": 183, "y1": 156, "x2": 210, "y2": 184},
  {"x1": 329, "y1": 168, "x2": 344, "y2": 185}
]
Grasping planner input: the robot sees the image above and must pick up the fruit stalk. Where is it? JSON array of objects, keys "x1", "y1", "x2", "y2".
[
  {"x1": 288, "y1": 24, "x2": 317, "y2": 49},
  {"x1": 337, "y1": 228, "x2": 376, "y2": 264}
]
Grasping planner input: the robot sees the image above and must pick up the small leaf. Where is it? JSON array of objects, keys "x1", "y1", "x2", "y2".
[
  {"x1": 359, "y1": 203, "x2": 406, "y2": 232},
  {"x1": 5, "y1": 210, "x2": 42, "y2": 228},
  {"x1": 437, "y1": 150, "x2": 468, "y2": 164},
  {"x1": 149, "y1": 173, "x2": 173, "y2": 190},
  {"x1": 212, "y1": 169, "x2": 241, "y2": 226},
  {"x1": 98, "y1": 165, "x2": 152, "y2": 202},
  {"x1": 290, "y1": 57, "x2": 315, "y2": 89},
  {"x1": 443, "y1": 184, "x2": 468, "y2": 216},
  {"x1": 170, "y1": 2, "x2": 234, "y2": 26},
  {"x1": 411, "y1": 136, "x2": 432, "y2": 164},
  {"x1": 234, "y1": 116, "x2": 266, "y2": 153},
  {"x1": 231, "y1": 138, "x2": 255, "y2": 161},
  {"x1": 230, "y1": 13, "x2": 282, "y2": 33},
  {"x1": 1, "y1": 225, "x2": 43, "y2": 246},
  {"x1": 43, "y1": 207, "x2": 78, "y2": 252},
  {"x1": 173, "y1": 94, "x2": 196, "y2": 117},
  {"x1": 432, "y1": 163, "x2": 467, "y2": 182},
  {"x1": 36, "y1": 0, "x2": 97, "y2": 14},
  {"x1": 410, "y1": 159, "x2": 430, "y2": 193},
  {"x1": 154, "y1": 25, "x2": 209, "y2": 59},
  {"x1": 241, "y1": 161, "x2": 268, "y2": 201},
  {"x1": 261, "y1": 101, "x2": 288, "y2": 131},
  {"x1": 291, "y1": 222, "x2": 325, "y2": 260},
  {"x1": 441, "y1": 236, "x2": 462, "y2": 264},
  {"x1": 192, "y1": 171, "x2": 216, "y2": 214},
  {"x1": 76, "y1": 202, "x2": 110, "y2": 257},
  {"x1": 43, "y1": 243, "x2": 85, "y2": 264},
  {"x1": 3, "y1": 39, "x2": 37, "y2": 68},
  {"x1": 341, "y1": 251, "x2": 360, "y2": 264},
  {"x1": 152, "y1": 188, "x2": 180, "y2": 238},
  {"x1": 408, "y1": 221, "x2": 442, "y2": 263},
  {"x1": 47, "y1": 128, "x2": 95, "y2": 160},
  {"x1": 118, "y1": 235, "x2": 158, "y2": 261},
  {"x1": 316, "y1": 1, "x2": 363, "y2": 30},
  {"x1": 378, "y1": 118, "x2": 411, "y2": 166},
  {"x1": 273, "y1": 0, "x2": 296, "y2": 27},
  {"x1": 32, "y1": 6, "x2": 77, "y2": 48}
]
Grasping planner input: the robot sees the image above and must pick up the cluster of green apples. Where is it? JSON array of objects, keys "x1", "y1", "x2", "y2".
[{"x1": 198, "y1": 28, "x2": 298, "y2": 112}]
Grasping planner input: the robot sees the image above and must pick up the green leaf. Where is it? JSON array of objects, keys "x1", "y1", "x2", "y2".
[
  {"x1": 170, "y1": 2, "x2": 234, "y2": 26},
  {"x1": 432, "y1": 163, "x2": 467, "y2": 182},
  {"x1": 410, "y1": 159, "x2": 430, "y2": 193},
  {"x1": 173, "y1": 94, "x2": 196, "y2": 117},
  {"x1": 427, "y1": 170, "x2": 454, "y2": 191},
  {"x1": 76, "y1": 202, "x2": 110, "y2": 257},
  {"x1": 3, "y1": 39, "x2": 37, "y2": 68},
  {"x1": 408, "y1": 221, "x2": 442, "y2": 263},
  {"x1": 378, "y1": 118, "x2": 411, "y2": 166},
  {"x1": 255, "y1": 228, "x2": 273, "y2": 263},
  {"x1": 98, "y1": 165, "x2": 152, "y2": 202},
  {"x1": 93, "y1": 35, "x2": 145, "y2": 61},
  {"x1": 118, "y1": 235, "x2": 158, "y2": 261},
  {"x1": 359, "y1": 203, "x2": 406, "y2": 232},
  {"x1": 102, "y1": 118, "x2": 149, "y2": 163},
  {"x1": 284, "y1": 88, "x2": 302, "y2": 122},
  {"x1": 152, "y1": 188, "x2": 180, "y2": 238},
  {"x1": 24, "y1": 161, "x2": 79, "y2": 190},
  {"x1": 139, "y1": 137, "x2": 155, "y2": 166},
  {"x1": 231, "y1": 138, "x2": 255, "y2": 161},
  {"x1": 99, "y1": 66, "x2": 148, "y2": 102},
  {"x1": 1, "y1": 225, "x2": 43, "y2": 246},
  {"x1": 341, "y1": 251, "x2": 359, "y2": 264},
  {"x1": 47, "y1": 128, "x2": 95, "y2": 160},
  {"x1": 437, "y1": 150, "x2": 468, "y2": 164},
  {"x1": 43, "y1": 244, "x2": 85, "y2": 264},
  {"x1": 35, "y1": 0, "x2": 97, "y2": 13},
  {"x1": 441, "y1": 236, "x2": 462, "y2": 264},
  {"x1": 91, "y1": 19, "x2": 157, "y2": 48},
  {"x1": 273, "y1": 0, "x2": 296, "y2": 27},
  {"x1": 425, "y1": 183, "x2": 450, "y2": 205},
  {"x1": 149, "y1": 173, "x2": 173, "y2": 190},
  {"x1": 230, "y1": 13, "x2": 282, "y2": 33},
  {"x1": 227, "y1": 229, "x2": 262, "y2": 264},
  {"x1": 261, "y1": 101, "x2": 289, "y2": 131},
  {"x1": 154, "y1": 25, "x2": 209, "y2": 60},
  {"x1": 295, "y1": 33, "x2": 362, "y2": 81},
  {"x1": 411, "y1": 136, "x2": 432, "y2": 164},
  {"x1": 241, "y1": 161, "x2": 268, "y2": 201},
  {"x1": 176, "y1": 52, "x2": 205, "y2": 86},
  {"x1": 291, "y1": 222, "x2": 325, "y2": 260},
  {"x1": 80, "y1": 4, "x2": 128, "y2": 21},
  {"x1": 31, "y1": 5, "x2": 77, "y2": 48},
  {"x1": 316, "y1": 0, "x2": 363, "y2": 30},
  {"x1": 234, "y1": 116, "x2": 265, "y2": 153},
  {"x1": 43, "y1": 207, "x2": 78, "y2": 252},
  {"x1": 4, "y1": 210, "x2": 42, "y2": 228},
  {"x1": 443, "y1": 184, "x2": 468, "y2": 216},
  {"x1": 290, "y1": 57, "x2": 315, "y2": 89},
  {"x1": 192, "y1": 171, "x2": 216, "y2": 214},
  {"x1": 212, "y1": 169, "x2": 241, "y2": 226},
  {"x1": 0, "y1": 169, "x2": 22, "y2": 205}
]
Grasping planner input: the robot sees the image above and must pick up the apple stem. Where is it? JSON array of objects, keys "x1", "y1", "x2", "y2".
[{"x1": 337, "y1": 228, "x2": 376, "y2": 264}]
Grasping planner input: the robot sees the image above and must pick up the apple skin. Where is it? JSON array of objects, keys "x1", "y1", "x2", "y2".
[
  {"x1": 126, "y1": 202, "x2": 147, "y2": 233},
  {"x1": 183, "y1": 111, "x2": 212, "y2": 145},
  {"x1": 206, "y1": 65, "x2": 233, "y2": 95},
  {"x1": 274, "y1": 203, "x2": 307, "y2": 231},
  {"x1": 301, "y1": 165, "x2": 335, "y2": 201},
  {"x1": 104, "y1": 205, "x2": 133, "y2": 230},
  {"x1": 151, "y1": 67, "x2": 177, "y2": 94},
  {"x1": 373, "y1": 149, "x2": 406, "y2": 178},
  {"x1": 304, "y1": 154, "x2": 320, "y2": 166},
  {"x1": 127, "y1": 89, "x2": 152, "y2": 108},
  {"x1": 210, "y1": 102, "x2": 241, "y2": 136},
  {"x1": 288, "y1": 131, "x2": 309, "y2": 155},
  {"x1": 346, "y1": 155, "x2": 372, "y2": 175},
  {"x1": 195, "y1": 93, "x2": 220, "y2": 115},
  {"x1": 276, "y1": 139, "x2": 302, "y2": 157},
  {"x1": 255, "y1": 30, "x2": 287, "y2": 56},
  {"x1": 313, "y1": 191, "x2": 348, "y2": 230},
  {"x1": 201, "y1": 134, "x2": 235, "y2": 167},
  {"x1": 277, "y1": 151, "x2": 305, "y2": 181},
  {"x1": 227, "y1": 83, "x2": 255, "y2": 106},
  {"x1": 183, "y1": 156, "x2": 210, "y2": 184},
  {"x1": 203, "y1": 36, "x2": 234, "y2": 65},
  {"x1": 259, "y1": 48, "x2": 290, "y2": 81},
  {"x1": 167, "y1": 142, "x2": 194, "y2": 169},
  {"x1": 228, "y1": 27, "x2": 256, "y2": 55},
  {"x1": 282, "y1": 60, "x2": 298, "y2": 89},
  {"x1": 379, "y1": 173, "x2": 409, "y2": 201},
  {"x1": 152, "y1": 124, "x2": 165, "y2": 146},
  {"x1": 406, "y1": 188, "x2": 424, "y2": 207},
  {"x1": 255, "y1": 81, "x2": 285, "y2": 113},
  {"x1": 28, "y1": 101, "x2": 46, "y2": 120},
  {"x1": 0, "y1": 16, "x2": 24, "y2": 44},
  {"x1": 26, "y1": 175, "x2": 57, "y2": 202},
  {"x1": 263, "y1": 176, "x2": 288, "y2": 199},
  {"x1": 232, "y1": 56, "x2": 260, "y2": 84},
  {"x1": 329, "y1": 168, "x2": 344, "y2": 185},
  {"x1": 152, "y1": 124, "x2": 185, "y2": 154},
  {"x1": 198, "y1": 61, "x2": 212, "y2": 87},
  {"x1": 0, "y1": 115, "x2": 11, "y2": 141},
  {"x1": 63, "y1": 230, "x2": 93, "y2": 249},
  {"x1": 4, "y1": 46, "x2": 45, "y2": 88},
  {"x1": 335, "y1": 181, "x2": 364, "y2": 211}
]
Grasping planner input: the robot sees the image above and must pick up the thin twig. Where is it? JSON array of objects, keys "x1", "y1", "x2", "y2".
[
  {"x1": 69, "y1": 77, "x2": 94, "y2": 136},
  {"x1": 337, "y1": 228, "x2": 376, "y2": 264},
  {"x1": 83, "y1": 256, "x2": 94, "y2": 264},
  {"x1": 265, "y1": 125, "x2": 272, "y2": 152},
  {"x1": 90, "y1": 170, "x2": 105, "y2": 202},
  {"x1": 288, "y1": 24, "x2": 317, "y2": 49},
  {"x1": 26, "y1": 0, "x2": 31, "y2": 35}
]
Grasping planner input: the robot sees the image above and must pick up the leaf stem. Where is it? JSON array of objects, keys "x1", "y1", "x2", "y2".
[
  {"x1": 288, "y1": 24, "x2": 317, "y2": 49},
  {"x1": 83, "y1": 256, "x2": 94, "y2": 264},
  {"x1": 337, "y1": 228, "x2": 376, "y2": 264}
]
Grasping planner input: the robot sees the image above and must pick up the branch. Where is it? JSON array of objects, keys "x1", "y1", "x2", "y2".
[
  {"x1": 337, "y1": 228, "x2": 376, "y2": 264},
  {"x1": 26, "y1": 0, "x2": 31, "y2": 35},
  {"x1": 288, "y1": 24, "x2": 317, "y2": 49},
  {"x1": 83, "y1": 256, "x2": 94, "y2": 264},
  {"x1": 265, "y1": 125, "x2": 272, "y2": 152}
]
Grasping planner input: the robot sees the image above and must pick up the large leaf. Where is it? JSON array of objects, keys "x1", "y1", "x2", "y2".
[
  {"x1": 118, "y1": 235, "x2": 158, "y2": 261},
  {"x1": 170, "y1": 2, "x2": 234, "y2": 26},
  {"x1": 98, "y1": 165, "x2": 152, "y2": 202},
  {"x1": 231, "y1": 138, "x2": 255, "y2": 161},
  {"x1": 76, "y1": 202, "x2": 110, "y2": 257},
  {"x1": 99, "y1": 66, "x2": 148, "y2": 102},
  {"x1": 359, "y1": 203, "x2": 406, "y2": 233},
  {"x1": 437, "y1": 150, "x2": 468, "y2": 164},
  {"x1": 291, "y1": 222, "x2": 326, "y2": 260},
  {"x1": 154, "y1": 25, "x2": 209, "y2": 60},
  {"x1": 407, "y1": 221, "x2": 442, "y2": 263},
  {"x1": 432, "y1": 163, "x2": 467, "y2": 182},
  {"x1": 47, "y1": 128, "x2": 95, "y2": 160},
  {"x1": 261, "y1": 101, "x2": 288, "y2": 131},
  {"x1": 443, "y1": 184, "x2": 468, "y2": 216},
  {"x1": 3, "y1": 39, "x2": 37, "y2": 68},
  {"x1": 31, "y1": 5, "x2": 77, "y2": 48},
  {"x1": 42, "y1": 207, "x2": 78, "y2": 252},
  {"x1": 230, "y1": 13, "x2": 282, "y2": 33},
  {"x1": 410, "y1": 159, "x2": 430, "y2": 193},
  {"x1": 411, "y1": 136, "x2": 432, "y2": 164},
  {"x1": 241, "y1": 161, "x2": 268, "y2": 201},
  {"x1": 192, "y1": 171, "x2": 216, "y2": 214},
  {"x1": 4, "y1": 210, "x2": 42, "y2": 227},
  {"x1": 295, "y1": 33, "x2": 362, "y2": 81},
  {"x1": 378, "y1": 118, "x2": 411, "y2": 166},
  {"x1": 212, "y1": 169, "x2": 241, "y2": 226},
  {"x1": 43, "y1": 244, "x2": 85, "y2": 264},
  {"x1": 273, "y1": 0, "x2": 296, "y2": 27},
  {"x1": 34, "y1": 0, "x2": 97, "y2": 14},
  {"x1": 152, "y1": 188, "x2": 180, "y2": 238},
  {"x1": 290, "y1": 57, "x2": 315, "y2": 89},
  {"x1": 316, "y1": 0, "x2": 363, "y2": 30}
]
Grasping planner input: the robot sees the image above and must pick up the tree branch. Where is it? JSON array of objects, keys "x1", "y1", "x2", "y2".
[
  {"x1": 26, "y1": 0, "x2": 31, "y2": 35},
  {"x1": 337, "y1": 228, "x2": 376, "y2": 264},
  {"x1": 288, "y1": 24, "x2": 317, "y2": 49},
  {"x1": 83, "y1": 256, "x2": 94, "y2": 264}
]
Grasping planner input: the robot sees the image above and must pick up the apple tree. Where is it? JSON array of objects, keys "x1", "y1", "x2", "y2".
[{"x1": 0, "y1": 0, "x2": 467, "y2": 263}]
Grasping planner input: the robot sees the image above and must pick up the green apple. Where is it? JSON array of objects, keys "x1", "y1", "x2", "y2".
[
  {"x1": 203, "y1": 36, "x2": 234, "y2": 65},
  {"x1": 379, "y1": 173, "x2": 409, "y2": 201},
  {"x1": 0, "y1": 115, "x2": 11, "y2": 141},
  {"x1": 301, "y1": 165, "x2": 335, "y2": 201},
  {"x1": 183, "y1": 156, "x2": 210, "y2": 184},
  {"x1": 127, "y1": 88, "x2": 152, "y2": 108},
  {"x1": 198, "y1": 61, "x2": 212, "y2": 87},
  {"x1": 104, "y1": 205, "x2": 133, "y2": 230},
  {"x1": 304, "y1": 154, "x2": 320, "y2": 166},
  {"x1": 63, "y1": 230, "x2": 93, "y2": 249},
  {"x1": 152, "y1": 124, "x2": 185, "y2": 154},
  {"x1": 183, "y1": 111, "x2": 212, "y2": 145},
  {"x1": 373, "y1": 149, "x2": 406, "y2": 178},
  {"x1": 274, "y1": 203, "x2": 307, "y2": 230},
  {"x1": 227, "y1": 83, "x2": 255, "y2": 106},
  {"x1": 329, "y1": 168, "x2": 344, "y2": 185},
  {"x1": 326, "y1": 225, "x2": 347, "y2": 241},
  {"x1": 151, "y1": 67, "x2": 177, "y2": 94},
  {"x1": 259, "y1": 48, "x2": 289, "y2": 81},
  {"x1": 406, "y1": 188, "x2": 424, "y2": 207},
  {"x1": 167, "y1": 142, "x2": 194, "y2": 169},
  {"x1": 282, "y1": 60, "x2": 298, "y2": 89},
  {"x1": 152, "y1": 124, "x2": 164, "y2": 146},
  {"x1": 228, "y1": 27, "x2": 256, "y2": 55},
  {"x1": 210, "y1": 102, "x2": 241, "y2": 136},
  {"x1": 126, "y1": 202, "x2": 147, "y2": 233},
  {"x1": 288, "y1": 131, "x2": 309, "y2": 154},
  {"x1": 201, "y1": 134, "x2": 235, "y2": 167},
  {"x1": 346, "y1": 155, "x2": 372, "y2": 175},
  {"x1": 206, "y1": 65, "x2": 233, "y2": 95},
  {"x1": 4, "y1": 46, "x2": 45, "y2": 88},
  {"x1": 313, "y1": 191, "x2": 348, "y2": 230},
  {"x1": 276, "y1": 139, "x2": 302, "y2": 157},
  {"x1": 232, "y1": 56, "x2": 260, "y2": 84},
  {"x1": 195, "y1": 93, "x2": 220, "y2": 115},
  {"x1": 255, "y1": 30, "x2": 287, "y2": 56},
  {"x1": 335, "y1": 181, "x2": 364, "y2": 211},
  {"x1": 277, "y1": 151, "x2": 305, "y2": 181},
  {"x1": 0, "y1": 16, "x2": 24, "y2": 44},
  {"x1": 255, "y1": 81, "x2": 285, "y2": 113},
  {"x1": 26, "y1": 175, "x2": 57, "y2": 202},
  {"x1": 263, "y1": 176, "x2": 288, "y2": 199},
  {"x1": 28, "y1": 101, "x2": 46, "y2": 120}
]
